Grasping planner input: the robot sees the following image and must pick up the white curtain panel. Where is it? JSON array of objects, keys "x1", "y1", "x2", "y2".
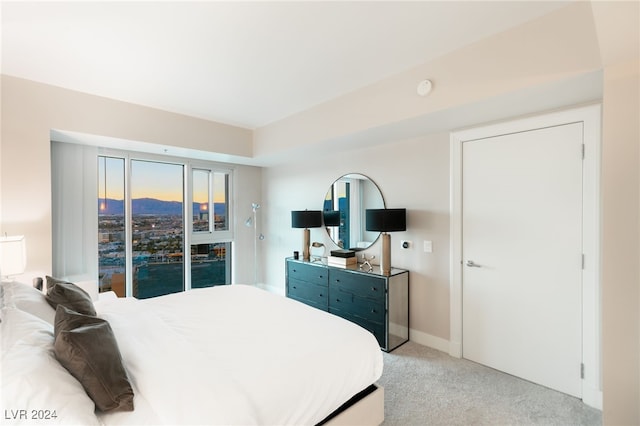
[{"x1": 51, "y1": 141, "x2": 98, "y2": 282}]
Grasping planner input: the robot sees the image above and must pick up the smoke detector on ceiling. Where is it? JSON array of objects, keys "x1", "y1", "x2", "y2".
[{"x1": 417, "y1": 79, "x2": 433, "y2": 97}]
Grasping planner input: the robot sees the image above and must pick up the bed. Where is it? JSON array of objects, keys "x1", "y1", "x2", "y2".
[{"x1": 1, "y1": 279, "x2": 384, "y2": 425}]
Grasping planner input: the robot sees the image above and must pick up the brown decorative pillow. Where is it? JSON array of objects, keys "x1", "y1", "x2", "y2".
[
  {"x1": 45, "y1": 276, "x2": 96, "y2": 316},
  {"x1": 53, "y1": 305, "x2": 134, "y2": 412}
]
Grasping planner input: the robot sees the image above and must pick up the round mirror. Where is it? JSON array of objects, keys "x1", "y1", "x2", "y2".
[{"x1": 322, "y1": 173, "x2": 385, "y2": 250}]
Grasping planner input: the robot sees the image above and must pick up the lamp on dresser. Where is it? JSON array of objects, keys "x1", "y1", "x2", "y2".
[
  {"x1": 322, "y1": 210, "x2": 340, "y2": 227},
  {"x1": 291, "y1": 210, "x2": 322, "y2": 261},
  {"x1": 366, "y1": 209, "x2": 406, "y2": 275},
  {"x1": 0, "y1": 235, "x2": 26, "y2": 282}
]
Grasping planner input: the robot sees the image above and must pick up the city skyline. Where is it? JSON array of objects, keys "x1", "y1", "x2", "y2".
[{"x1": 98, "y1": 197, "x2": 227, "y2": 216}]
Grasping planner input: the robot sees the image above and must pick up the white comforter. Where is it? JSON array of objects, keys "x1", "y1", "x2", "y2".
[{"x1": 96, "y1": 284, "x2": 383, "y2": 425}]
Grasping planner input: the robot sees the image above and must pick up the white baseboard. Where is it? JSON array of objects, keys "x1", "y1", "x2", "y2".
[
  {"x1": 449, "y1": 341, "x2": 462, "y2": 358},
  {"x1": 256, "y1": 283, "x2": 284, "y2": 295},
  {"x1": 409, "y1": 328, "x2": 450, "y2": 353},
  {"x1": 582, "y1": 382, "x2": 603, "y2": 410}
]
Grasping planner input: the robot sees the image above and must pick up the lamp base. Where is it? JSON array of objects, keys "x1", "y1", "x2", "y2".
[
  {"x1": 303, "y1": 228, "x2": 310, "y2": 261},
  {"x1": 381, "y1": 233, "x2": 391, "y2": 275}
]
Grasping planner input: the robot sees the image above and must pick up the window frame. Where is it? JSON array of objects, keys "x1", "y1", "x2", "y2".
[
  {"x1": 98, "y1": 148, "x2": 234, "y2": 296},
  {"x1": 188, "y1": 162, "x2": 234, "y2": 244}
]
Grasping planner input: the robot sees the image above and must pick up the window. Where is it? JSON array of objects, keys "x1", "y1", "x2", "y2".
[
  {"x1": 324, "y1": 180, "x2": 350, "y2": 249},
  {"x1": 191, "y1": 169, "x2": 230, "y2": 235},
  {"x1": 98, "y1": 156, "x2": 126, "y2": 296},
  {"x1": 190, "y1": 242, "x2": 231, "y2": 288},
  {"x1": 189, "y1": 166, "x2": 232, "y2": 288},
  {"x1": 97, "y1": 153, "x2": 233, "y2": 298},
  {"x1": 192, "y1": 169, "x2": 210, "y2": 232}
]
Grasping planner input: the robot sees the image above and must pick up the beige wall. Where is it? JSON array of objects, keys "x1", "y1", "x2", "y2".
[
  {"x1": 0, "y1": 76, "x2": 260, "y2": 284},
  {"x1": 261, "y1": 133, "x2": 452, "y2": 345},
  {"x1": 258, "y1": 0, "x2": 604, "y2": 347},
  {"x1": 600, "y1": 58, "x2": 640, "y2": 425},
  {"x1": 592, "y1": 2, "x2": 640, "y2": 423},
  {"x1": 254, "y1": 1, "x2": 601, "y2": 159}
]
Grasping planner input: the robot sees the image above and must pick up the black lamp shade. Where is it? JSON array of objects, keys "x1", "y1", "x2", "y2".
[
  {"x1": 366, "y1": 208, "x2": 406, "y2": 232},
  {"x1": 291, "y1": 210, "x2": 322, "y2": 228},
  {"x1": 323, "y1": 210, "x2": 341, "y2": 227}
]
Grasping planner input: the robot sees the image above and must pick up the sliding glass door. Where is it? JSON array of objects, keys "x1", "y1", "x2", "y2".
[{"x1": 130, "y1": 160, "x2": 185, "y2": 299}]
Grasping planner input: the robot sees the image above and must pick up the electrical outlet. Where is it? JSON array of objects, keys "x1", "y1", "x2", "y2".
[
  {"x1": 424, "y1": 240, "x2": 433, "y2": 253},
  {"x1": 401, "y1": 240, "x2": 411, "y2": 249}
]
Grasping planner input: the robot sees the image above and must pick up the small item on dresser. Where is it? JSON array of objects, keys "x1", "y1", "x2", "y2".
[
  {"x1": 329, "y1": 249, "x2": 356, "y2": 258},
  {"x1": 327, "y1": 255, "x2": 357, "y2": 267},
  {"x1": 293, "y1": 251, "x2": 299, "y2": 260}
]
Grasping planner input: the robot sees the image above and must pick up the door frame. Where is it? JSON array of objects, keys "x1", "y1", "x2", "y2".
[{"x1": 449, "y1": 104, "x2": 602, "y2": 409}]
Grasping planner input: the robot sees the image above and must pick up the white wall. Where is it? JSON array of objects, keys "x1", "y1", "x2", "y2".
[{"x1": 233, "y1": 165, "x2": 263, "y2": 285}]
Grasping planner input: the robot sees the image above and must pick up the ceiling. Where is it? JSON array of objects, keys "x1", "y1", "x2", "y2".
[{"x1": 2, "y1": 1, "x2": 574, "y2": 130}]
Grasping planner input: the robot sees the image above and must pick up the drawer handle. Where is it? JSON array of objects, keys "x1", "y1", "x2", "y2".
[
  {"x1": 335, "y1": 298, "x2": 340, "y2": 302},
  {"x1": 292, "y1": 286, "x2": 297, "y2": 289},
  {"x1": 371, "y1": 287, "x2": 377, "y2": 291},
  {"x1": 319, "y1": 293, "x2": 323, "y2": 297},
  {"x1": 371, "y1": 309, "x2": 376, "y2": 313}
]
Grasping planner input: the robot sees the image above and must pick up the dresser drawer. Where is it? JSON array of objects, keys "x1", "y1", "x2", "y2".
[
  {"x1": 330, "y1": 291, "x2": 385, "y2": 323},
  {"x1": 287, "y1": 278, "x2": 328, "y2": 309},
  {"x1": 289, "y1": 294, "x2": 327, "y2": 311},
  {"x1": 330, "y1": 308, "x2": 385, "y2": 348},
  {"x1": 329, "y1": 269, "x2": 385, "y2": 301},
  {"x1": 287, "y1": 261, "x2": 328, "y2": 286}
]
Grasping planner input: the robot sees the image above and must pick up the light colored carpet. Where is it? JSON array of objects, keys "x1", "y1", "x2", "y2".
[{"x1": 378, "y1": 342, "x2": 602, "y2": 426}]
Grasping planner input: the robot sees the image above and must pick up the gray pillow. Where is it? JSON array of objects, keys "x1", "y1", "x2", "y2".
[
  {"x1": 53, "y1": 305, "x2": 134, "y2": 412},
  {"x1": 45, "y1": 276, "x2": 96, "y2": 316}
]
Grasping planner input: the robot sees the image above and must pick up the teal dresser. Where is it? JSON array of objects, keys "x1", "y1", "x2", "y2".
[{"x1": 285, "y1": 257, "x2": 409, "y2": 352}]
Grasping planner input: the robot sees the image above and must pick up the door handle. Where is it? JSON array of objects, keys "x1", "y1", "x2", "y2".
[{"x1": 466, "y1": 260, "x2": 481, "y2": 268}]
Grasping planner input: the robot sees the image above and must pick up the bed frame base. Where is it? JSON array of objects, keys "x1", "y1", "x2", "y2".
[{"x1": 319, "y1": 384, "x2": 384, "y2": 426}]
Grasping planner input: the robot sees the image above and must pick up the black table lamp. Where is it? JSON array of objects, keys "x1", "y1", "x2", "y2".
[
  {"x1": 323, "y1": 210, "x2": 341, "y2": 227},
  {"x1": 366, "y1": 208, "x2": 406, "y2": 274},
  {"x1": 291, "y1": 210, "x2": 322, "y2": 261}
]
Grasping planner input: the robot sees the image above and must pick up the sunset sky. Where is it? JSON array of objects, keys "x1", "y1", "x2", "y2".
[{"x1": 99, "y1": 156, "x2": 226, "y2": 203}]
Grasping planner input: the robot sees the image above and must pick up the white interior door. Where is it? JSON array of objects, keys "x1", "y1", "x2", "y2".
[{"x1": 462, "y1": 123, "x2": 583, "y2": 397}]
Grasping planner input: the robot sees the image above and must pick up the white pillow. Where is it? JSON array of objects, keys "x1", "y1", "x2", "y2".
[
  {"x1": 1, "y1": 307, "x2": 100, "y2": 425},
  {"x1": 1, "y1": 281, "x2": 56, "y2": 325}
]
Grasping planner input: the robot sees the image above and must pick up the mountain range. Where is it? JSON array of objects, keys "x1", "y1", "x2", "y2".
[{"x1": 98, "y1": 198, "x2": 226, "y2": 216}]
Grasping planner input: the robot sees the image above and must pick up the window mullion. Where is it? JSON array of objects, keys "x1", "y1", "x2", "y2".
[
  {"x1": 184, "y1": 163, "x2": 192, "y2": 292},
  {"x1": 209, "y1": 170, "x2": 215, "y2": 234},
  {"x1": 124, "y1": 154, "x2": 133, "y2": 298}
]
